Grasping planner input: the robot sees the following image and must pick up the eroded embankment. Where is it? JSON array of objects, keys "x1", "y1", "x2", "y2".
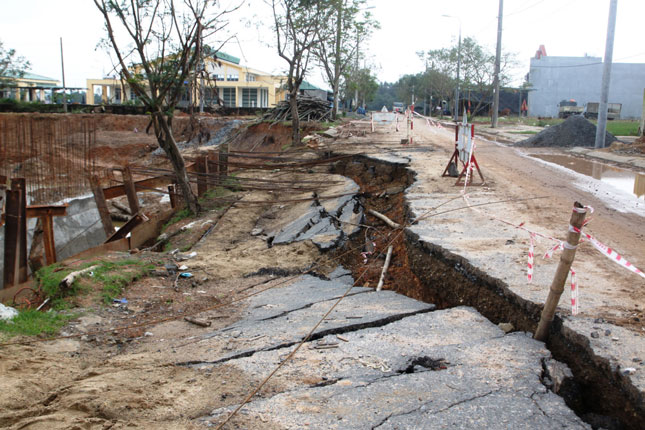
[{"x1": 331, "y1": 154, "x2": 642, "y2": 430}]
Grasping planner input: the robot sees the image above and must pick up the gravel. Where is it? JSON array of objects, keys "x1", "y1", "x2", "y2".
[{"x1": 515, "y1": 115, "x2": 617, "y2": 148}]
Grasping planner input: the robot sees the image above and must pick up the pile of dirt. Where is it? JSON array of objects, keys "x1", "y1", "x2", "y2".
[{"x1": 515, "y1": 115, "x2": 616, "y2": 148}]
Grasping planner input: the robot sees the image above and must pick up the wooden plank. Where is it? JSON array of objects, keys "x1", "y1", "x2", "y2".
[
  {"x1": 26, "y1": 205, "x2": 68, "y2": 217},
  {"x1": 101, "y1": 162, "x2": 195, "y2": 200},
  {"x1": 105, "y1": 213, "x2": 146, "y2": 243},
  {"x1": 103, "y1": 174, "x2": 175, "y2": 200},
  {"x1": 3, "y1": 189, "x2": 21, "y2": 289},
  {"x1": 130, "y1": 209, "x2": 174, "y2": 250},
  {"x1": 122, "y1": 165, "x2": 141, "y2": 214},
  {"x1": 90, "y1": 175, "x2": 114, "y2": 236},
  {"x1": 64, "y1": 237, "x2": 130, "y2": 262}
]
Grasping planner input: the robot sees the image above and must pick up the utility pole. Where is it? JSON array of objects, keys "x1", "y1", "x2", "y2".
[
  {"x1": 595, "y1": 0, "x2": 618, "y2": 149},
  {"x1": 442, "y1": 15, "x2": 462, "y2": 122},
  {"x1": 60, "y1": 37, "x2": 67, "y2": 113},
  {"x1": 491, "y1": 0, "x2": 504, "y2": 128},
  {"x1": 354, "y1": 29, "x2": 359, "y2": 111},
  {"x1": 455, "y1": 28, "x2": 461, "y2": 122}
]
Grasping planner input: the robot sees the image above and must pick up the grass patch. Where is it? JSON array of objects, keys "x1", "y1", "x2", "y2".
[
  {"x1": 0, "y1": 309, "x2": 76, "y2": 338},
  {"x1": 91, "y1": 259, "x2": 155, "y2": 303},
  {"x1": 35, "y1": 258, "x2": 153, "y2": 306},
  {"x1": 163, "y1": 207, "x2": 193, "y2": 231},
  {"x1": 602, "y1": 120, "x2": 639, "y2": 136},
  {"x1": 508, "y1": 130, "x2": 538, "y2": 135}
]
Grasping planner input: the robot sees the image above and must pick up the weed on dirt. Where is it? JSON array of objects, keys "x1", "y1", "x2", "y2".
[{"x1": 0, "y1": 309, "x2": 76, "y2": 338}]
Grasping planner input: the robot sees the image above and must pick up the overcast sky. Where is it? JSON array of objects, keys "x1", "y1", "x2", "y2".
[{"x1": 1, "y1": 0, "x2": 643, "y2": 90}]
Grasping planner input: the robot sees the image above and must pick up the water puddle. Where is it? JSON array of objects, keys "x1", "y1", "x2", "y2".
[{"x1": 532, "y1": 154, "x2": 645, "y2": 200}]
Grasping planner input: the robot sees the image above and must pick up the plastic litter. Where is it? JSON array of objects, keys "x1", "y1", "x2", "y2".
[
  {"x1": 178, "y1": 264, "x2": 189, "y2": 271},
  {"x1": 0, "y1": 303, "x2": 19, "y2": 321},
  {"x1": 113, "y1": 298, "x2": 128, "y2": 304},
  {"x1": 179, "y1": 272, "x2": 194, "y2": 278}
]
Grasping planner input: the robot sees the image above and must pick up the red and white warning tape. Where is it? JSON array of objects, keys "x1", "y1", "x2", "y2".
[
  {"x1": 568, "y1": 267, "x2": 579, "y2": 315},
  {"x1": 570, "y1": 225, "x2": 645, "y2": 279},
  {"x1": 527, "y1": 233, "x2": 536, "y2": 282}
]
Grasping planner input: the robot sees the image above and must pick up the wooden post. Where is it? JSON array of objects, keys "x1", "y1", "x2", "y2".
[
  {"x1": 168, "y1": 185, "x2": 177, "y2": 209},
  {"x1": 13, "y1": 178, "x2": 28, "y2": 283},
  {"x1": 41, "y1": 211, "x2": 57, "y2": 265},
  {"x1": 3, "y1": 189, "x2": 21, "y2": 288},
  {"x1": 197, "y1": 155, "x2": 209, "y2": 197},
  {"x1": 534, "y1": 202, "x2": 588, "y2": 341},
  {"x1": 122, "y1": 165, "x2": 140, "y2": 214},
  {"x1": 90, "y1": 175, "x2": 114, "y2": 236},
  {"x1": 219, "y1": 145, "x2": 228, "y2": 183}
]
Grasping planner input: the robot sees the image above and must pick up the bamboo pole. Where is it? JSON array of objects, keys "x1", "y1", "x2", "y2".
[
  {"x1": 534, "y1": 202, "x2": 588, "y2": 341},
  {"x1": 376, "y1": 245, "x2": 394, "y2": 292}
]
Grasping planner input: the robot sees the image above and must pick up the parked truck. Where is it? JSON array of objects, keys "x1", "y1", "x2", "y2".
[
  {"x1": 584, "y1": 102, "x2": 622, "y2": 120},
  {"x1": 557, "y1": 99, "x2": 584, "y2": 118},
  {"x1": 392, "y1": 102, "x2": 405, "y2": 113}
]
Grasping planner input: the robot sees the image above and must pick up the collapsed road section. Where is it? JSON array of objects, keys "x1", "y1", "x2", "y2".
[{"x1": 326, "y1": 116, "x2": 644, "y2": 429}]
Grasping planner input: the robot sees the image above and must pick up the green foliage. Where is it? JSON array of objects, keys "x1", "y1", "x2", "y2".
[
  {"x1": 36, "y1": 263, "x2": 84, "y2": 308},
  {"x1": 0, "y1": 40, "x2": 30, "y2": 86},
  {"x1": 0, "y1": 309, "x2": 75, "y2": 338},
  {"x1": 165, "y1": 207, "x2": 194, "y2": 229},
  {"x1": 91, "y1": 259, "x2": 154, "y2": 303},
  {"x1": 36, "y1": 259, "x2": 152, "y2": 306},
  {"x1": 0, "y1": 98, "x2": 65, "y2": 113}
]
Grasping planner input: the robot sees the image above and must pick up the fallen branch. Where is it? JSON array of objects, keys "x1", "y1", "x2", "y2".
[
  {"x1": 376, "y1": 245, "x2": 394, "y2": 292},
  {"x1": 111, "y1": 200, "x2": 132, "y2": 215},
  {"x1": 60, "y1": 265, "x2": 99, "y2": 289},
  {"x1": 184, "y1": 316, "x2": 211, "y2": 327},
  {"x1": 368, "y1": 209, "x2": 402, "y2": 229}
]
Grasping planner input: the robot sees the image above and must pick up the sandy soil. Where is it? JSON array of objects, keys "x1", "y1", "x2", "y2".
[{"x1": 1, "y1": 114, "x2": 642, "y2": 429}]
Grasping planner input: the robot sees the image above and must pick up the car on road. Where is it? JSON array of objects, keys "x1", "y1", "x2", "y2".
[{"x1": 392, "y1": 102, "x2": 404, "y2": 113}]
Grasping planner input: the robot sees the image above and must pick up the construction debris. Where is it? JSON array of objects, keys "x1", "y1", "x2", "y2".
[
  {"x1": 515, "y1": 115, "x2": 617, "y2": 148},
  {"x1": 263, "y1": 96, "x2": 332, "y2": 123}
]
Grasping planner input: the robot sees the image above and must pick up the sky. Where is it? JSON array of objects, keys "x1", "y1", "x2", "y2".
[{"x1": 1, "y1": 0, "x2": 644, "y2": 90}]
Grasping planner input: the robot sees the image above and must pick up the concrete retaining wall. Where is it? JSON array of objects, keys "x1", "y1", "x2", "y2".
[{"x1": 0, "y1": 195, "x2": 107, "y2": 285}]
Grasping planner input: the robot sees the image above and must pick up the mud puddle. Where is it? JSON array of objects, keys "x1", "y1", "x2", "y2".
[
  {"x1": 331, "y1": 153, "x2": 642, "y2": 430},
  {"x1": 532, "y1": 153, "x2": 645, "y2": 200}
]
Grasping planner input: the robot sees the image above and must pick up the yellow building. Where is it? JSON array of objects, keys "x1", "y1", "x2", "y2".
[
  {"x1": 0, "y1": 72, "x2": 60, "y2": 102},
  {"x1": 86, "y1": 52, "x2": 287, "y2": 108}
]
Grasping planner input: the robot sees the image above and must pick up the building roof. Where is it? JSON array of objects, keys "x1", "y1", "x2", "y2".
[
  {"x1": 2, "y1": 71, "x2": 59, "y2": 82},
  {"x1": 214, "y1": 52, "x2": 240, "y2": 65},
  {"x1": 300, "y1": 81, "x2": 329, "y2": 92}
]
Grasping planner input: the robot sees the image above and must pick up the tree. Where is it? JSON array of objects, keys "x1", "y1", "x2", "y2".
[
  {"x1": 94, "y1": 0, "x2": 237, "y2": 214},
  {"x1": 419, "y1": 37, "x2": 517, "y2": 118},
  {"x1": 0, "y1": 40, "x2": 30, "y2": 87},
  {"x1": 271, "y1": 0, "x2": 331, "y2": 145},
  {"x1": 314, "y1": 0, "x2": 378, "y2": 120}
]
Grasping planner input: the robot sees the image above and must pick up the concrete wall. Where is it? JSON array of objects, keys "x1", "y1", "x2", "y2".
[
  {"x1": 527, "y1": 56, "x2": 645, "y2": 119},
  {"x1": 0, "y1": 195, "x2": 107, "y2": 285}
]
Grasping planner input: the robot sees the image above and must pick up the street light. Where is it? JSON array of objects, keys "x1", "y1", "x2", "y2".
[{"x1": 441, "y1": 14, "x2": 461, "y2": 121}]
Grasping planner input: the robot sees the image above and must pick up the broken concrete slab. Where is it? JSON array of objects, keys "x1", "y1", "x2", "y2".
[
  {"x1": 177, "y1": 273, "x2": 434, "y2": 367},
  {"x1": 269, "y1": 177, "x2": 363, "y2": 250},
  {"x1": 205, "y1": 307, "x2": 588, "y2": 429}
]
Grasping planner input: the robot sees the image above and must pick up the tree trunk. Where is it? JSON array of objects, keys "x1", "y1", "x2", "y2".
[
  {"x1": 290, "y1": 93, "x2": 301, "y2": 145},
  {"x1": 332, "y1": 76, "x2": 340, "y2": 121},
  {"x1": 154, "y1": 111, "x2": 200, "y2": 214}
]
